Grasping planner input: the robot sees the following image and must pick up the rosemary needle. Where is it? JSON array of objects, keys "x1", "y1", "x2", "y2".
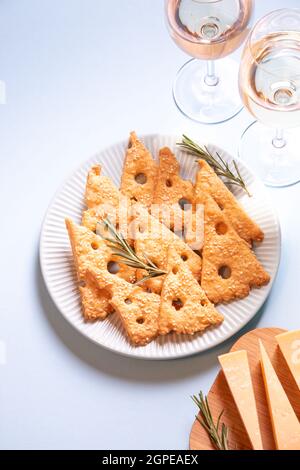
[
  {"x1": 177, "y1": 135, "x2": 251, "y2": 197},
  {"x1": 192, "y1": 392, "x2": 229, "y2": 451},
  {"x1": 97, "y1": 218, "x2": 167, "y2": 284}
]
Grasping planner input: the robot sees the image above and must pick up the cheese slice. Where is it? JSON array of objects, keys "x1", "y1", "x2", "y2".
[
  {"x1": 259, "y1": 340, "x2": 300, "y2": 450},
  {"x1": 218, "y1": 350, "x2": 263, "y2": 450},
  {"x1": 276, "y1": 330, "x2": 300, "y2": 391}
]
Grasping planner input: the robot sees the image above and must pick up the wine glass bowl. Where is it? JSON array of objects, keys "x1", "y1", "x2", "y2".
[
  {"x1": 239, "y1": 9, "x2": 300, "y2": 187},
  {"x1": 166, "y1": 0, "x2": 253, "y2": 60},
  {"x1": 165, "y1": 0, "x2": 254, "y2": 123}
]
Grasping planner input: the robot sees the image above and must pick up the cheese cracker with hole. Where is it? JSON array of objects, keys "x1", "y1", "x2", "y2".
[
  {"x1": 196, "y1": 160, "x2": 264, "y2": 244},
  {"x1": 86, "y1": 268, "x2": 160, "y2": 346},
  {"x1": 66, "y1": 218, "x2": 112, "y2": 320},
  {"x1": 152, "y1": 147, "x2": 194, "y2": 232},
  {"x1": 120, "y1": 132, "x2": 158, "y2": 208},
  {"x1": 196, "y1": 192, "x2": 270, "y2": 304},
  {"x1": 132, "y1": 204, "x2": 202, "y2": 294},
  {"x1": 66, "y1": 219, "x2": 136, "y2": 320},
  {"x1": 159, "y1": 247, "x2": 223, "y2": 336}
]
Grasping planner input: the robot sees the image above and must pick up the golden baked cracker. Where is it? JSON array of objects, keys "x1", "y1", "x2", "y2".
[
  {"x1": 196, "y1": 160, "x2": 264, "y2": 244},
  {"x1": 82, "y1": 167, "x2": 132, "y2": 238},
  {"x1": 196, "y1": 191, "x2": 270, "y2": 304},
  {"x1": 159, "y1": 247, "x2": 223, "y2": 336},
  {"x1": 132, "y1": 204, "x2": 202, "y2": 294},
  {"x1": 183, "y1": 203, "x2": 204, "y2": 252},
  {"x1": 152, "y1": 147, "x2": 194, "y2": 231},
  {"x1": 120, "y1": 132, "x2": 158, "y2": 208},
  {"x1": 66, "y1": 219, "x2": 136, "y2": 321},
  {"x1": 82, "y1": 204, "x2": 109, "y2": 234},
  {"x1": 85, "y1": 165, "x2": 120, "y2": 209},
  {"x1": 82, "y1": 201, "x2": 131, "y2": 238},
  {"x1": 66, "y1": 218, "x2": 136, "y2": 283},
  {"x1": 80, "y1": 274, "x2": 112, "y2": 321},
  {"x1": 86, "y1": 268, "x2": 160, "y2": 346},
  {"x1": 66, "y1": 218, "x2": 112, "y2": 320}
]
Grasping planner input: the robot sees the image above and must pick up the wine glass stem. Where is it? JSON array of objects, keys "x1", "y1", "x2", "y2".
[
  {"x1": 272, "y1": 128, "x2": 286, "y2": 149},
  {"x1": 204, "y1": 60, "x2": 219, "y2": 86}
]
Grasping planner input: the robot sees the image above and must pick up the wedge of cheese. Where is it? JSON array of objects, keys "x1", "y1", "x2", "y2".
[
  {"x1": 276, "y1": 330, "x2": 300, "y2": 391},
  {"x1": 218, "y1": 350, "x2": 263, "y2": 450},
  {"x1": 259, "y1": 340, "x2": 300, "y2": 450}
]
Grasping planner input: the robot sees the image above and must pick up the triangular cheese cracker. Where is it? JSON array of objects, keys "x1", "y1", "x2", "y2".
[
  {"x1": 82, "y1": 200, "x2": 131, "y2": 239},
  {"x1": 196, "y1": 160, "x2": 264, "y2": 244},
  {"x1": 120, "y1": 132, "x2": 158, "y2": 208},
  {"x1": 132, "y1": 204, "x2": 202, "y2": 294},
  {"x1": 66, "y1": 218, "x2": 112, "y2": 320},
  {"x1": 66, "y1": 219, "x2": 136, "y2": 320},
  {"x1": 82, "y1": 165, "x2": 131, "y2": 236},
  {"x1": 183, "y1": 203, "x2": 204, "y2": 251},
  {"x1": 159, "y1": 247, "x2": 223, "y2": 335},
  {"x1": 80, "y1": 274, "x2": 112, "y2": 322},
  {"x1": 85, "y1": 165, "x2": 120, "y2": 209},
  {"x1": 196, "y1": 191, "x2": 270, "y2": 304},
  {"x1": 152, "y1": 147, "x2": 194, "y2": 232},
  {"x1": 86, "y1": 268, "x2": 160, "y2": 346}
]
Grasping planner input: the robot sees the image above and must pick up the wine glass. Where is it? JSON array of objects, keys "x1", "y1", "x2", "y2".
[
  {"x1": 165, "y1": 0, "x2": 254, "y2": 124},
  {"x1": 239, "y1": 9, "x2": 300, "y2": 187}
]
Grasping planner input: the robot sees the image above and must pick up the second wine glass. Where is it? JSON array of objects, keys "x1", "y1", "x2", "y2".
[
  {"x1": 165, "y1": 0, "x2": 254, "y2": 123},
  {"x1": 239, "y1": 9, "x2": 300, "y2": 187}
]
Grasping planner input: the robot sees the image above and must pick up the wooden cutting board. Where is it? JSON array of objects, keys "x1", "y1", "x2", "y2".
[{"x1": 189, "y1": 328, "x2": 300, "y2": 450}]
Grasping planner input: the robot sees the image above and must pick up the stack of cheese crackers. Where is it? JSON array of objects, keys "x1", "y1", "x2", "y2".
[{"x1": 66, "y1": 132, "x2": 270, "y2": 347}]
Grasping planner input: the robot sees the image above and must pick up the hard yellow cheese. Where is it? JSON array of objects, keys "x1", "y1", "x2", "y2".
[
  {"x1": 218, "y1": 350, "x2": 263, "y2": 450},
  {"x1": 259, "y1": 340, "x2": 300, "y2": 450},
  {"x1": 276, "y1": 330, "x2": 300, "y2": 391}
]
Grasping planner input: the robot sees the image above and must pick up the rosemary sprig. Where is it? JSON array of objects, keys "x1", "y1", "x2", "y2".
[
  {"x1": 97, "y1": 218, "x2": 167, "y2": 284},
  {"x1": 178, "y1": 135, "x2": 251, "y2": 197},
  {"x1": 192, "y1": 392, "x2": 229, "y2": 451}
]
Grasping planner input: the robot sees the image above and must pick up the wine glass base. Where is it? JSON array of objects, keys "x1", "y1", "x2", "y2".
[
  {"x1": 173, "y1": 58, "x2": 243, "y2": 124},
  {"x1": 239, "y1": 121, "x2": 300, "y2": 187}
]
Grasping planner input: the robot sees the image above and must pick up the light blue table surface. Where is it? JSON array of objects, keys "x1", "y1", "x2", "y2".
[{"x1": 1, "y1": 0, "x2": 299, "y2": 450}]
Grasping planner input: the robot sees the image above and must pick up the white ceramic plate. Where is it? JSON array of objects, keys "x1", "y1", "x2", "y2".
[{"x1": 40, "y1": 134, "x2": 281, "y2": 360}]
